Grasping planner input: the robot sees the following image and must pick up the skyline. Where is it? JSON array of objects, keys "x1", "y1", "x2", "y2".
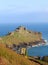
[{"x1": 0, "y1": 0, "x2": 48, "y2": 24}]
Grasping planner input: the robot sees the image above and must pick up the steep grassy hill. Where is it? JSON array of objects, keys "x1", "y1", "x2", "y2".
[
  {"x1": 0, "y1": 26, "x2": 42, "y2": 45},
  {"x1": 0, "y1": 44, "x2": 40, "y2": 65}
]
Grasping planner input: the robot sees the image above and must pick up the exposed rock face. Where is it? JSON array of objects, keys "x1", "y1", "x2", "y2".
[
  {"x1": 10, "y1": 32, "x2": 14, "y2": 36},
  {"x1": 7, "y1": 32, "x2": 14, "y2": 36},
  {"x1": 16, "y1": 26, "x2": 42, "y2": 41},
  {"x1": 16, "y1": 26, "x2": 26, "y2": 33}
]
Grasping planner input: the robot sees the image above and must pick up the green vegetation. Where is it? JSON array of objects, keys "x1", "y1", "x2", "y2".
[
  {"x1": 0, "y1": 26, "x2": 42, "y2": 45},
  {"x1": 0, "y1": 44, "x2": 40, "y2": 65},
  {"x1": 0, "y1": 26, "x2": 44, "y2": 65}
]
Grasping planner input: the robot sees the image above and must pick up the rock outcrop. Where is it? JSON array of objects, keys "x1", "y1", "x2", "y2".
[{"x1": 1, "y1": 26, "x2": 43, "y2": 45}]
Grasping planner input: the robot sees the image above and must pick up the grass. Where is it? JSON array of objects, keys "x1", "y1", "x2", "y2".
[
  {"x1": 0, "y1": 44, "x2": 41, "y2": 65},
  {"x1": 0, "y1": 43, "x2": 48, "y2": 65},
  {"x1": 0, "y1": 27, "x2": 43, "y2": 65},
  {"x1": 0, "y1": 29, "x2": 42, "y2": 45}
]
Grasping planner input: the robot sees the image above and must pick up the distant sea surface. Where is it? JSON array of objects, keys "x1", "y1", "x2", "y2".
[{"x1": 0, "y1": 23, "x2": 48, "y2": 56}]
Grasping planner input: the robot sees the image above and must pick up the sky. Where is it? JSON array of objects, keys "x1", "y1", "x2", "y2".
[{"x1": 0, "y1": 0, "x2": 48, "y2": 24}]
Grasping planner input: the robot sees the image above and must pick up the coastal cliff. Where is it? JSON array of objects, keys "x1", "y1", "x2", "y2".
[{"x1": 0, "y1": 26, "x2": 42, "y2": 45}]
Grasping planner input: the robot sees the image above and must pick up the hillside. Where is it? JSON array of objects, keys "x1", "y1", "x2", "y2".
[
  {"x1": 0, "y1": 43, "x2": 40, "y2": 65},
  {"x1": 0, "y1": 26, "x2": 42, "y2": 45},
  {"x1": 0, "y1": 26, "x2": 47, "y2": 65}
]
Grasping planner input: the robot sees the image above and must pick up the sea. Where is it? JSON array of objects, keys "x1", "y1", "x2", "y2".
[{"x1": 0, "y1": 23, "x2": 48, "y2": 57}]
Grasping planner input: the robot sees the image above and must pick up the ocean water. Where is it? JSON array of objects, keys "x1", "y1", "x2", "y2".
[
  {"x1": 27, "y1": 45, "x2": 48, "y2": 56},
  {"x1": 0, "y1": 23, "x2": 48, "y2": 56}
]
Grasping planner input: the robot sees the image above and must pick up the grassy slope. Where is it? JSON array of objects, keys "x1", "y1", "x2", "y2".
[
  {"x1": 0, "y1": 29, "x2": 42, "y2": 45},
  {"x1": 0, "y1": 44, "x2": 40, "y2": 65},
  {"x1": 0, "y1": 57, "x2": 11, "y2": 65}
]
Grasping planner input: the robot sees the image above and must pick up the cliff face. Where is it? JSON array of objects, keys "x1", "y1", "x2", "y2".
[{"x1": 0, "y1": 26, "x2": 42, "y2": 45}]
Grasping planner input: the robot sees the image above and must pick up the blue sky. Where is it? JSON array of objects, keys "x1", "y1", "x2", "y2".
[{"x1": 0, "y1": 0, "x2": 48, "y2": 24}]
